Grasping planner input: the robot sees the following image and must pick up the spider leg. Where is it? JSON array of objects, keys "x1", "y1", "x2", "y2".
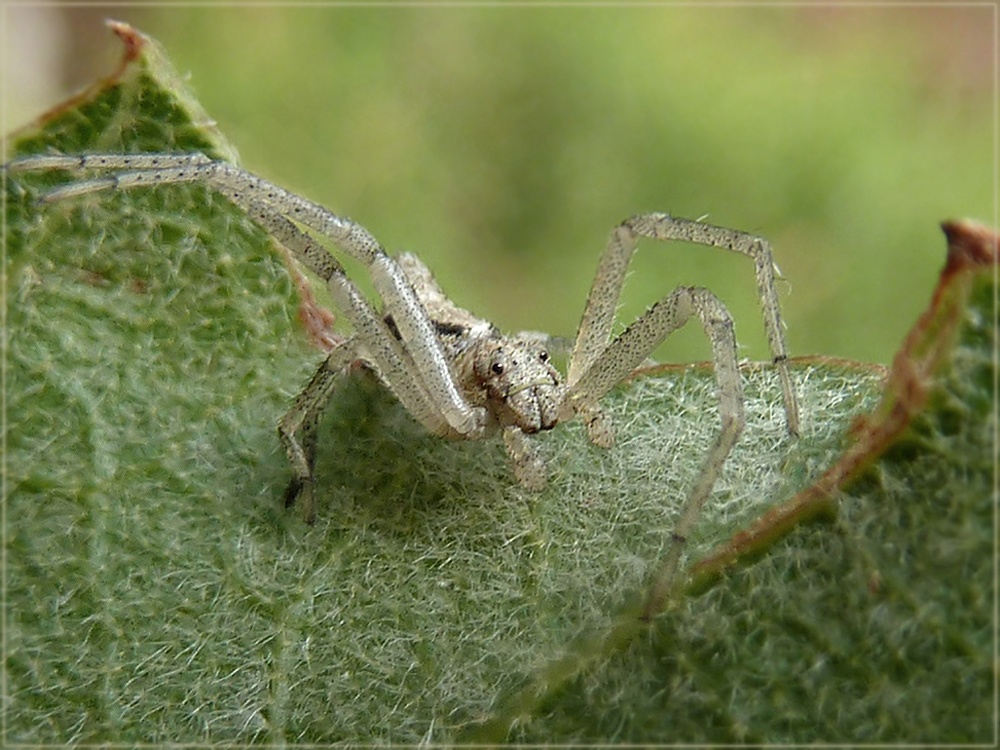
[
  {"x1": 568, "y1": 213, "x2": 799, "y2": 436},
  {"x1": 278, "y1": 344, "x2": 355, "y2": 524},
  {"x1": 10, "y1": 153, "x2": 486, "y2": 438},
  {"x1": 566, "y1": 285, "x2": 746, "y2": 618},
  {"x1": 242, "y1": 200, "x2": 451, "y2": 431},
  {"x1": 563, "y1": 212, "x2": 801, "y2": 618},
  {"x1": 502, "y1": 426, "x2": 547, "y2": 490},
  {"x1": 245, "y1": 203, "x2": 472, "y2": 518}
]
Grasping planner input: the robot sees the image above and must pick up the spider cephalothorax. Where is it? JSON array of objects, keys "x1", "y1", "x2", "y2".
[{"x1": 463, "y1": 335, "x2": 564, "y2": 436}]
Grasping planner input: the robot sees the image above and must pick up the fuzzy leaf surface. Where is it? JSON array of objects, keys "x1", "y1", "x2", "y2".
[{"x1": 4, "y1": 24, "x2": 991, "y2": 745}]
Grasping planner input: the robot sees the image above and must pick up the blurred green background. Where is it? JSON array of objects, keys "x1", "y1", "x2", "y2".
[{"x1": 5, "y1": 4, "x2": 994, "y2": 364}]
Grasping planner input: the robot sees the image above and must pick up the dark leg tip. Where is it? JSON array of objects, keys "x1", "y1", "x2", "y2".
[
  {"x1": 283, "y1": 478, "x2": 318, "y2": 524},
  {"x1": 283, "y1": 478, "x2": 303, "y2": 509}
]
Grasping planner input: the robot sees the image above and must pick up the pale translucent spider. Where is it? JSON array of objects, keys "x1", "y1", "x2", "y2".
[{"x1": 6, "y1": 153, "x2": 800, "y2": 609}]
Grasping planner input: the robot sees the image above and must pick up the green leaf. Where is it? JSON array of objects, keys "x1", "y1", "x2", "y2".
[{"x1": 5, "y1": 23, "x2": 992, "y2": 744}]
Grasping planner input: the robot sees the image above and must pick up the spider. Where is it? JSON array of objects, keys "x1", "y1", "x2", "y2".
[{"x1": 6, "y1": 152, "x2": 800, "y2": 609}]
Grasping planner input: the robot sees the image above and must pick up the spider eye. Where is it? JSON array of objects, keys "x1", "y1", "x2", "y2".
[
  {"x1": 491, "y1": 362, "x2": 504, "y2": 375},
  {"x1": 538, "y1": 350, "x2": 549, "y2": 363}
]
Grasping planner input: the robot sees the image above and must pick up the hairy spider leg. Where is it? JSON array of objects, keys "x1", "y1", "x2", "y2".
[
  {"x1": 569, "y1": 213, "x2": 800, "y2": 436},
  {"x1": 565, "y1": 283, "x2": 745, "y2": 615},
  {"x1": 277, "y1": 345, "x2": 354, "y2": 524},
  {"x1": 241, "y1": 200, "x2": 451, "y2": 431},
  {"x1": 243, "y1": 203, "x2": 474, "y2": 521},
  {"x1": 560, "y1": 213, "x2": 801, "y2": 616},
  {"x1": 11, "y1": 153, "x2": 487, "y2": 440}
]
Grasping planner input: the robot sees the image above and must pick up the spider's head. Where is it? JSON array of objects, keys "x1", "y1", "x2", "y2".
[{"x1": 468, "y1": 336, "x2": 565, "y2": 434}]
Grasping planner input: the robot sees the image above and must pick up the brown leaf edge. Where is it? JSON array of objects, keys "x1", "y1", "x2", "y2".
[
  {"x1": 9, "y1": 20, "x2": 223, "y2": 154},
  {"x1": 686, "y1": 219, "x2": 998, "y2": 592},
  {"x1": 461, "y1": 219, "x2": 997, "y2": 743},
  {"x1": 18, "y1": 20, "x2": 146, "y2": 131}
]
